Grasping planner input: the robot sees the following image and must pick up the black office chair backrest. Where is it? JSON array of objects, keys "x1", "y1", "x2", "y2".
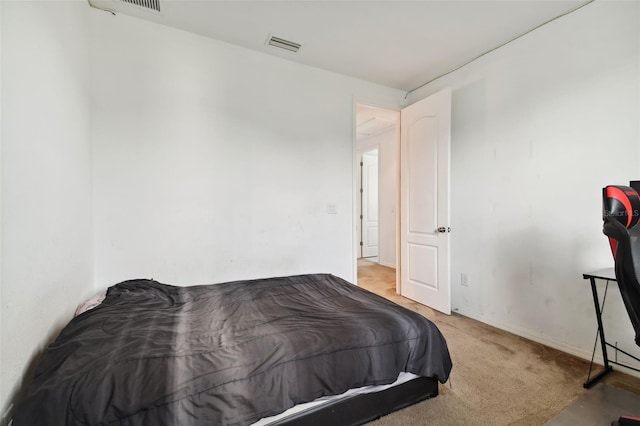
[{"x1": 603, "y1": 185, "x2": 640, "y2": 346}]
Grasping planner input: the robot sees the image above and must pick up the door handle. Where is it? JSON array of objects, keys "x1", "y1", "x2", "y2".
[{"x1": 437, "y1": 227, "x2": 451, "y2": 233}]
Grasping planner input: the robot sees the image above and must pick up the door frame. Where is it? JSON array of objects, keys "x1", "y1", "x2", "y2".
[
  {"x1": 352, "y1": 94, "x2": 452, "y2": 306},
  {"x1": 352, "y1": 98, "x2": 401, "y2": 287}
]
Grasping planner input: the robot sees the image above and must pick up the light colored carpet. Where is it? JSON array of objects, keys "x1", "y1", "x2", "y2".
[{"x1": 357, "y1": 259, "x2": 640, "y2": 426}]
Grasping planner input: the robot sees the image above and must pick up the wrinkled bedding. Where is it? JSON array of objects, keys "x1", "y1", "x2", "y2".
[{"x1": 13, "y1": 274, "x2": 452, "y2": 426}]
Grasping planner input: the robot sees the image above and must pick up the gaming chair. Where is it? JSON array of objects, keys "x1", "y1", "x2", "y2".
[
  {"x1": 602, "y1": 184, "x2": 640, "y2": 346},
  {"x1": 602, "y1": 183, "x2": 640, "y2": 426}
]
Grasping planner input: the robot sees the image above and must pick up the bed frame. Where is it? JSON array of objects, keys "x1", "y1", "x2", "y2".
[{"x1": 274, "y1": 376, "x2": 439, "y2": 425}]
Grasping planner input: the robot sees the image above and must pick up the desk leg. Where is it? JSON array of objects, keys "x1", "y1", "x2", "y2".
[{"x1": 584, "y1": 276, "x2": 613, "y2": 388}]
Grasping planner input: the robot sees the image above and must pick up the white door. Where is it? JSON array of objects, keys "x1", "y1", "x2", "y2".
[
  {"x1": 400, "y1": 89, "x2": 451, "y2": 314},
  {"x1": 362, "y1": 149, "x2": 379, "y2": 258}
]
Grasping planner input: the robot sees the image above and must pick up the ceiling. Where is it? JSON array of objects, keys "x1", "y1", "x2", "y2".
[
  {"x1": 356, "y1": 104, "x2": 398, "y2": 140},
  {"x1": 91, "y1": 0, "x2": 592, "y2": 92}
]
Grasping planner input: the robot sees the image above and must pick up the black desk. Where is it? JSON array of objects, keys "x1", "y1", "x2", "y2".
[{"x1": 583, "y1": 268, "x2": 640, "y2": 388}]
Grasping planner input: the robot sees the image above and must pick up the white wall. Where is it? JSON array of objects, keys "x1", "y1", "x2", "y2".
[
  {"x1": 356, "y1": 127, "x2": 398, "y2": 268},
  {"x1": 1, "y1": 0, "x2": 93, "y2": 416},
  {"x1": 0, "y1": 1, "x2": 4, "y2": 418},
  {"x1": 0, "y1": 4, "x2": 403, "y2": 417},
  {"x1": 408, "y1": 1, "x2": 640, "y2": 367},
  {"x1": 89, "y1": 11, "x2": 405, "y2": 289}
]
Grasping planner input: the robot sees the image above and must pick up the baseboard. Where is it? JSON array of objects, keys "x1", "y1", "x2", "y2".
[
  {"x1": 378, "y1": 261, "x2": 396, "y2": 269},
  {"x1": 453, "y1": 306, "x2": 640, "y2": 379}
]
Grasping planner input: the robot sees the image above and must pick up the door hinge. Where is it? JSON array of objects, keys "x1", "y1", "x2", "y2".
[
  {"x1": 360, "y1": 188, "x2": 363, "y2": 193},
  {"x1": 360, "y1": 161, "x2": 363, "y2": 166},
  {"x1": 360, "y1": 241, "x2": 363, "y2": 246},
  {"x1": 360, "y1": 215, "x2": 363, "y2": 219}
]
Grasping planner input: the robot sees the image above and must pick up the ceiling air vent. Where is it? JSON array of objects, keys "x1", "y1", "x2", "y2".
[
  {"x1": 116, "y1": 0, "x2": 160, "y2": 12},
  {"x1": 267, "y1": 35, "x2": 301, "y2": 53}
]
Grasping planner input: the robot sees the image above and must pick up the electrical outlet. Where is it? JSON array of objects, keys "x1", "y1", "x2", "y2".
[
  {"x1": 461, "y1": 273, "x2": 469, "y2": 287},
  {"x1": 327, "y1": 203, "x2": 337, "y2": 214}
]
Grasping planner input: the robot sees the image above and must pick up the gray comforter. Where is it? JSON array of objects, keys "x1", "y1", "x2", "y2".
[{"x1": 13, "y1": 274, "x2": 452, "y2": 426}]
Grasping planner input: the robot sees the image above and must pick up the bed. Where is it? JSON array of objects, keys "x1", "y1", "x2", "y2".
[{"x1": 12, "y1": 273, "x2": 452, "y2": 425}]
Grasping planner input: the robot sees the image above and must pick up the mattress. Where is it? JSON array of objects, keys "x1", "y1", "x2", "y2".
[
  {"x1": 252, "y1": 371, "x2": 420, "y2": 425},
  {"x1": 13, "y1": 273, "x2": 452, "y2": 426}
]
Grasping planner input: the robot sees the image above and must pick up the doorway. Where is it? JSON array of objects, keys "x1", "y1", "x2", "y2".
[
  {"x1": 354, "y1": 104, "x2": 399, "y2": 280},
  {"x1": 354, "y1": 90, "x2": 451, "y2": 314}
]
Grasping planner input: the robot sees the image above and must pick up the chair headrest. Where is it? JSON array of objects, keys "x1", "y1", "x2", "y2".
[{"x1": 603, "y1": 185, "x2": 640, "y2": 229}]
